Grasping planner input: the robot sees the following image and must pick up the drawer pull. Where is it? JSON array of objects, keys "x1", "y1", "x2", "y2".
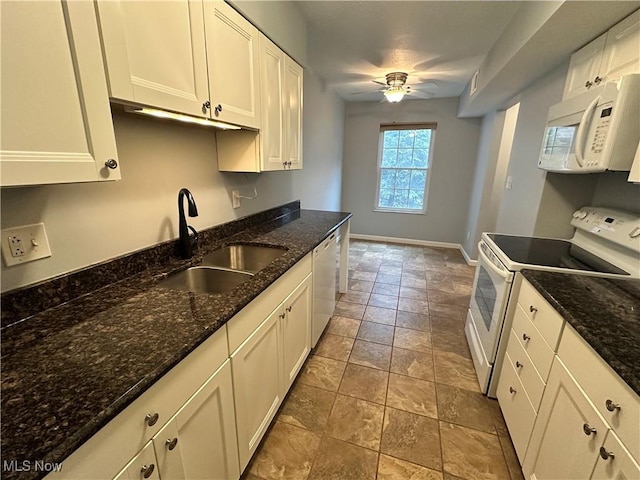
[
  {"x1": 166, "y1": 437, "x2": 178, "y2": 450},
  {"x1": 141, "y1": 464, "x2": 155, "y2": 479},
  {"x1": 522, "y1": 333, "x2": 531, "y2": 341},
  {"x1": 605, "y1": 399, "x2": 621, "y2": 412},
  {"x1": 599, "y1": 447, "x2": 615, "y2": 460},
  {"x1": 145, "y1": 413, "x2": 159, "y2": 427},
  {"x1": 582, "y1": 423, "x2": 597, "y2": 436},
  {"x1": 529, "y1": 305, "x2": 538, "y2": 313},
  {"x1": 515, "y1": 361, "x2": 523, "y2": 369},
  {"x1": 509, "y1": 387, "x2": 517, "y2": 394}
]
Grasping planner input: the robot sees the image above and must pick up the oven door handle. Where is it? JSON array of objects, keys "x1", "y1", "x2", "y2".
[{"x1": 478, "y1": 244, "x2": 513, "y2": 282}]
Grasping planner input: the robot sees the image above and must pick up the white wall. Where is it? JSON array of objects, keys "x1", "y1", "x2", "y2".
[
  {"x1": 1, "y1": 68, "x2": 344, "y2": 293},
  {"x1": 341, "y1": 97, "x2": 481, "y2": 243},
  {"x1": 494, "y1": 62, "x2": 567, "y2": 235}
]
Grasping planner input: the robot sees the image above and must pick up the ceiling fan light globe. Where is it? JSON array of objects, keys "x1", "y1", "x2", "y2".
[{"x1": 384, "y1": 87, "x2": 405, "y2": 103}]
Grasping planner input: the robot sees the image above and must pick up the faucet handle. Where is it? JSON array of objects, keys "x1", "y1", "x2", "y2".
[{"x1": 187, "y1": 225, "x2": 198, "y2": 248}]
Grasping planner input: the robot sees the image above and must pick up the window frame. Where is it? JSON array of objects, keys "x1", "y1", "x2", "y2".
[{"x1": 373, "y1": 123, "x2": 436, "y2": 215}]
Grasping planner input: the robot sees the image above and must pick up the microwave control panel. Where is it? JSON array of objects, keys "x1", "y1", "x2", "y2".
[{"x1": 589, "y1": 106, "x2": 612, "y2": 155}]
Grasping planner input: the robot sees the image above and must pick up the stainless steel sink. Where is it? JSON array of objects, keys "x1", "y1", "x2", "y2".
[
  {"x1": 202, "y1": 244, "x2": 286, "y2": 273},
  {"x1": 158, "y1": 266, "x2": 253, "y2": 294}
]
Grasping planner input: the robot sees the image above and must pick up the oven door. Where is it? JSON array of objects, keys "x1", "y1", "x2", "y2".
[{"x1": 466, "y1": 242, "x2": 514, "y2": 388}]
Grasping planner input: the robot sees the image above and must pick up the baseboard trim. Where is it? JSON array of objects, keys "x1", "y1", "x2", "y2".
[{"x1": 350, "y1": 233, "x2": 478, "y2": 266}]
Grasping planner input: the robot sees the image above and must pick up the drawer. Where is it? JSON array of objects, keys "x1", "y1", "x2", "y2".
[
  {"x1": 512, "y1": 304, "x2": 555, "y2": 381},
  {"x1": 559, "y1": 324, "x2": 640, "y2": 462},
  {"x1": 505, "y1": 328, "x2": 546, "y2": 411},
  {"x1": 517, "y1": 279, "x2": 565, "y2": 350},
  {"x1": 47, "y1": 325, "x2": 229, "y2": 480},
  {"x1": 496, "y1": 351, "x2": 537, "y2": 463}
]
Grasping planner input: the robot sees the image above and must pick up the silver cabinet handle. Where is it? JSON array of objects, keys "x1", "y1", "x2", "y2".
[
  {"x1": 166, "y1": 437, "x2": 178, "y2": 450},
  {"x1": 606, "y1": 399, "x2": 621, "y2": 412},
  {"x1": 583, "y1": 423, "x2": 597, "y2": 436},
  {"x1": 594, "y1": 76, "x2": 603, "y2": 85},
  {"x1": 214, "y1": 104, "x2": 223, "y2": 116},
  {"x1": 585, "y1": 80, "x2": 593, "y2": 88},
  {"x1": 279, "y1": 313, "x2": 286, "y2": 320},
  {"x1": 105, "y1": 159, "x2": 118, "y2": 170},
  {"x1": 529, "y1": 305, "x2": 538, "y2": 313},
  {"x1": 145, "y1": 413, "x2": 159, "y2": 427},
  {"x1": 141, "y1": 464, "x2": 155, "y2": 478},
  {"x1": 522, "y1": 333, "x2": 531, "y2": 341},
  {"x1": 515, "y1": 361, "x2": 523, "y2": 369},
  {"x1": 599, "y1": 446, "x2": 615, "y2": 460},
  {"x1": 509, "y1": 387, "x2": 517, "y2": 394},
  {"x1": 202, "y1": 100, "x2": 211, "y2": 112},
  {"x1": 286, "y1": 305, "x2": 292, "y2": 312}
]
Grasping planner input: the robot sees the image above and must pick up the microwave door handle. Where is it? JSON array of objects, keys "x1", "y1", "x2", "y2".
[
  {"x1": 574, "y1": 96, "x2": 600, "y2": 167},
  {"x1": 477, "y1": 243, "x2": 513, "y2": 282}
]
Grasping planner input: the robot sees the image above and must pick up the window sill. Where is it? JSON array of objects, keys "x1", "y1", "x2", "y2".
[{"x1": 373, "y1": 208, "x2": 427, "y2": 215}]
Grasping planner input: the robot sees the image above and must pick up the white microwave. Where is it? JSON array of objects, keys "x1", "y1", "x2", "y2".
[{"x1": 538, "y1": 74, "x2": 639, "y2": 173}]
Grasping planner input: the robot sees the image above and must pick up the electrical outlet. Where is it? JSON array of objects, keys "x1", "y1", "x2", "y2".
[
  {"x1": 232, "y1": 191, "x2": 241, "y2": 209},
  {"x1": 505, "y1": 176, "x2": 513, "y2": 190},
  {"x1": 1, "y1": 223, "x2": 51, "y2": 267}
]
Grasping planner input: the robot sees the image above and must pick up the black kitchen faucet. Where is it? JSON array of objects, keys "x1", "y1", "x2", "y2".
[{"x1": 178, "y1": 188, "x2": 198, "y2": 259}]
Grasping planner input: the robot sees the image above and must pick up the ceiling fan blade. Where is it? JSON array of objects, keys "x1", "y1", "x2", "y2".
[
  {"x1": 411, "y1": 81, "x2": 439, "y2": 89},
  {"x1": 372, "y1": 80, "x2": 387, "y2": 86},
  {"x1": 349, "y1": 90, "x2": 383, "y2": 95},
  {"x1": 407, "y1": 90, "x2": 434, "y2": 99}
]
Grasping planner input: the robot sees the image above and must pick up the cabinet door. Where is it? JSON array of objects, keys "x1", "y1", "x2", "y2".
[
  {"x1": 1, "y1": 0, "x2": 120, "y2": 186},
  {"x1": 563, "y1": 34, "x2": 606, "y2": 99},
  {"x1": 204, "y1": 0, "x2": 261, "y2": 129},
  {"x1": 96, "y1": 0, "x2": 209, "y2": 117},
  {"x1": 523, "y1": 358, "x2": 607, "y2": 480},
  {"x1": 112, "y1": 441, "x2": 159, "y2": 480},
  {"x1": 152, "y1": 360, "x2": 240, "y2": 480},
  {"x1": 282, "y1": 274, "x2": 312, "y2": 391},
  {"x1": 231, "y1": 308, "x2": 283, "y2": 471},
  {"x1": 600, "y1": 10, "x2": 640, "y2": 83},
  {"x1": 259, "y1": 34, "x2": 286, "y2": 171},
  {"x1": 591, "y1": 430, "x2": 640, "y2": 480},
  {"x1": 284, "y1": 57, "x2": 304, "y2": 169}
]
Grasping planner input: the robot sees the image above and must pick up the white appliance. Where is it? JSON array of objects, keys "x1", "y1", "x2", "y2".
[
  {"x1": 465, "y1": 206, "x2": 640, "y2": 397},
  {"x1": 538, "y1": 74, "x2": 639, "y2": 173},
  {"x1": 312, "y1": 233, "x2": 337, "y2": 347}
]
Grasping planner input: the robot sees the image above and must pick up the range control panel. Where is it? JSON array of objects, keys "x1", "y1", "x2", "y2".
[{"x1": 571, "y1": 206, "x2": 640, "y2": 251}]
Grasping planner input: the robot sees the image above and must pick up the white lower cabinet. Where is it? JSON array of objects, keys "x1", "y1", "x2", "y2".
[
  {"x1": 232, "y1": 306, "x2": 284, "y2": 471},
  {"x1": 231, "y1": 270, "x2": 312, "y2": 471},
  {"x1": 523, "y1": 358, "x2": 608, "y2": 479},
  {"x1": 152, "y1": 360, "x2": 239, "y2": 480}
]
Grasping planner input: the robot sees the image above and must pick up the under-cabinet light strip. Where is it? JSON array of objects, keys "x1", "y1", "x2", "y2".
[{"x1": 124, "y1": 107, "x2": 241, "y2": 130}]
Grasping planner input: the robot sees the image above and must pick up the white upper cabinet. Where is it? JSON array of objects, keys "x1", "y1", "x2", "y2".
[
  {"x1": 563, "y1": 10, "x2": 640, "y2": 99},
  {"x1": 0, "y1": 1, "x2": 120, "y2": 187},
  {"x1": 284, "y1": 56, "x2": 304, "y2": 170},
  {"x1": 96, "y1": 0, "x2": 210, "y2": 117},
  {"x1": 259, "y1": 35, "x2": 287, "y2": 171},
  {"x1": 216, "y1": 35, "x2": 303, "y2": 172},
  {"x1": 204, "y1": 1, "x2": 261, "y2": 129}
]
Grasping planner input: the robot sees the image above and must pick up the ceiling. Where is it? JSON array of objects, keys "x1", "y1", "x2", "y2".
[{"x1": 294, "y1": 1, "x2": 524, "y2": 102}]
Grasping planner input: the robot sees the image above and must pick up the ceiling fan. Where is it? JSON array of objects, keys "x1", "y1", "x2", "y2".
[{"x1": 351, "y1": 72, "x2": 438, "y2": 103}]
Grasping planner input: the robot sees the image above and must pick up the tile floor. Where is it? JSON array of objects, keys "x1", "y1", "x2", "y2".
[{"x1": 242, "y1": 240, "x2": 524, "y2": 480}]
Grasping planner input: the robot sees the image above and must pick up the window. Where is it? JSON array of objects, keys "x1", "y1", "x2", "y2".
[{"x1": 375, "y1": 124, "x2": 435, "y2": 213}]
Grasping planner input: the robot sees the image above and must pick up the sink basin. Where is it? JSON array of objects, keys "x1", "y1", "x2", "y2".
[
  {"x1": 202, "y1": 244, "x2": 286, "y2": 273},
  {"x1": 158, "y1": 266, "x2": 253, "y2": 294}
]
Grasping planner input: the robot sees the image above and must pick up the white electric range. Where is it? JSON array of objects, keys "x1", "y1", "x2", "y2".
[{"x1": 465, "y1": 206, "x2": 640, "y2": 397}]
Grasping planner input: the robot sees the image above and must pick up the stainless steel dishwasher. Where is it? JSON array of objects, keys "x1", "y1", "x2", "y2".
[{"x1": 312, "y1": 233, "x2": 337, "y2": 347}]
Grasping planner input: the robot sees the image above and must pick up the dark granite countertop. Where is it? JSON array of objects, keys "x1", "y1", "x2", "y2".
[
  {"x1": 521, "y1": 270, "x2": 640, "y2": 396},
  {"x1": 1, "y1": 206, "x2": 351, "y2": 480}
]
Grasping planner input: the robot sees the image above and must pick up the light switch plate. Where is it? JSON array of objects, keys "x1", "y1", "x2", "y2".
[{"x1": 1, "y1": 223, "x2": 52, "y2": 267}]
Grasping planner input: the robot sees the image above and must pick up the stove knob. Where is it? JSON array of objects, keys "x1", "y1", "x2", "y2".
[{"x1": 629, "y1": 227, "x2": 640, "y2": 238}]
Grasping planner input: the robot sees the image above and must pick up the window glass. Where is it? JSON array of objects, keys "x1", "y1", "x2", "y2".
[{"x1": 375, "y1": 126, "x2": 435, "y2": 213}]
